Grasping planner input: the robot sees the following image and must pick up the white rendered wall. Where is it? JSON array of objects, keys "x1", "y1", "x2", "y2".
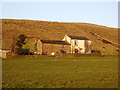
[
  {"x1": 63, "y1": 35, "x2": 71, "y2": 43},
  {"x1": 78, "y1": 40, "x2": 85, "y2": 53}
]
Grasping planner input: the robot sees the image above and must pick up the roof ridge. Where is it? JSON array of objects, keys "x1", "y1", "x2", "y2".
[{"x1": 67, "y1": 35, "x2": 89, "y2": 40}]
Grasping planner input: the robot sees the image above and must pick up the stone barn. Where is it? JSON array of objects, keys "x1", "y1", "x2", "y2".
[{"x1": 35, "y1": 40, "x2": 71, "y2": 55}]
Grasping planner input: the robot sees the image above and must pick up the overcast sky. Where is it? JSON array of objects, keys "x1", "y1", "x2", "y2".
[{"x1": 1, "y1": 2, "x2": 118, "y2": 28}]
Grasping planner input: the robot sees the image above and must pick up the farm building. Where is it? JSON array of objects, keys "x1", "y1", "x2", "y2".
[
  {"x1": 0, "y1": 49, "x2": 11, "y2": 58},
  {"x1": 35, "y1": 40, "x2": 71, "y2": 55},
  {"x1": 35, "y1": 35, "x2": 92, "y2": 55},
  {"x1": 63, "y1": 35, "x2": 92, "y2": 54}
]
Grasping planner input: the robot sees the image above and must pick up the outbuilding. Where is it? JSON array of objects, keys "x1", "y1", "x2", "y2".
[
  {"x1": 35, "y1": 40, "x2": 71, "y2": 55},
  {"x1": 0, "y1": 49, "x2": 11, "y2": 58}
]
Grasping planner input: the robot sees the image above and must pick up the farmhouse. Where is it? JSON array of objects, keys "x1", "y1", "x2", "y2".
[
  {"x1": 35, "y1": 35, "x2": 92, "y2": 55},
  {"x1": 63, "y1": 35, "x2": 92, "y2": 54}
]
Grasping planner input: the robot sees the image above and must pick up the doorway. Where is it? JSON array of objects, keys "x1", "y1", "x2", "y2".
[{"x1": 74, "y1": 49, "x2": 79, "y2": 53}]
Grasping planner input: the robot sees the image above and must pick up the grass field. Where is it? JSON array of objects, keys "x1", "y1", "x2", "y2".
[{"x1": 2, "y1": 56, "x2": 118, "y2": 88}]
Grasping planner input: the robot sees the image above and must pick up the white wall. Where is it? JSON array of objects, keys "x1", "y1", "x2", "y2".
[
  {"x1": 78, "y1": 40, "x2": 85, "y2": 53},
  {"x1": 63, "y1": 35, "x2": 91, "y2": 54},
  {"x1": 63, "y1": 35, "x2": 71, "y2": 43},
  {"x1": 71, "y1": 40, "x2": 86, "y2": 53}
]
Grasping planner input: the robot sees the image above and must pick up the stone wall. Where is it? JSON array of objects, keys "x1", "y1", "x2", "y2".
[
  {"x1": 42, "y1": 44, "x2": 71, "y2": 55},
  {"x1": 36, "y1": 40, "x2": 42, "y2": 54}
]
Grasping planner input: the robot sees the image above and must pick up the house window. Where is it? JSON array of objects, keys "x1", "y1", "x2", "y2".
[{"x1": 74, "y1": 40, "x2": 78, "y2": 46}]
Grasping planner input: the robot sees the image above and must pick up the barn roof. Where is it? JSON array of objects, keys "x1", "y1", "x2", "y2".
[
  {"x1": 40, "y1": 40, "x2": 70, "y2": 45},
  {"x1": 68, "y1": 35, "x2": 89, "y2": 40}
]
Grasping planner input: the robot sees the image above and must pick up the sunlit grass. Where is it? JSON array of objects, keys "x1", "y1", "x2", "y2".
[{"x1": 2, "y1": 56, "x2": 118, "y2": 88}]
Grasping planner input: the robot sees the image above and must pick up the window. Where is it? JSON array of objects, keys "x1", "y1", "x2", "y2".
[{"x1": 74, "y1": 40, "x2": 78, "y2": 46}]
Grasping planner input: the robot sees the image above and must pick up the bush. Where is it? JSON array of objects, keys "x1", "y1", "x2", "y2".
[{"x1": 15, "y1": 48, "x2": 33, "y2": 55}]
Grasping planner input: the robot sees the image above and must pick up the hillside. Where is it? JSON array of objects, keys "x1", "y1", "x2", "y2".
[{"x1": 1, "y1": 19, "x2": 119, "y2": 55}]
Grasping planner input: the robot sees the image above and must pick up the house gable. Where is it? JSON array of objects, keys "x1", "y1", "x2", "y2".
[{"x1": 63, "y1": 35, "x2": 71, "y2": 44}]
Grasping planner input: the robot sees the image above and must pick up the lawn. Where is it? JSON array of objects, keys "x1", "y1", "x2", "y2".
[{"x1": 2, "y1": 56, "x2": 118, "y2": 88}]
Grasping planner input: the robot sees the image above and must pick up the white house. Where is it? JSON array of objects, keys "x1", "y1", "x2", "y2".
[{"x1": 63, "y1": 35, "x2": 92, "y2": 54}]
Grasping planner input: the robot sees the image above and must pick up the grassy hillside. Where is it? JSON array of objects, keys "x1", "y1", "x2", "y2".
[{"x1": 1, "y1": 19, "x2": 119, "y2": 55}]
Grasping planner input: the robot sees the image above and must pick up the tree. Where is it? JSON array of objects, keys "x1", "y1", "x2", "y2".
[{"x1": 16, "y1": 34, "x2": 27, "y2": 49}]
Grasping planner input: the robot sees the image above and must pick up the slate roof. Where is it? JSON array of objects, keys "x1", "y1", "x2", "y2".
[
  {"x1": 68, "y1": 35, "x2": 89, "y2": 40},
  {"x1": 41, "y1": 40, "x2": 70, "y2": 45}
]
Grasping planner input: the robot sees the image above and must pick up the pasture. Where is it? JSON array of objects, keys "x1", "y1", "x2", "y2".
[{"x1": 2, "y1": 56, "x2": 118, "y2": 88}]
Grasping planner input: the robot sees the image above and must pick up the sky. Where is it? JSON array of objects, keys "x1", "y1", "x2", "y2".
[{"x1": 1, "y1": 2, "x2": 118, "y2": 28}]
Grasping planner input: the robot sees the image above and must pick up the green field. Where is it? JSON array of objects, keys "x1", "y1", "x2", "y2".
[{"x1": 2, "y1": 56, "x2": 118, "y2": 88}]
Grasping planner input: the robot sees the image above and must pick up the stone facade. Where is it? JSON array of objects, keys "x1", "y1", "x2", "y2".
[
  {"x1": 42, "y1": 44, "x2": 71, "y2": 55},
  {"x1": 35, "y1": 40, "x2": 71, "y2": 55},
  {"x1": 35, "y1": 40, "x2": 42, "y2": 54},
  {"x1": 63, "y1": 35, "x2": 92, "y2": 54}
]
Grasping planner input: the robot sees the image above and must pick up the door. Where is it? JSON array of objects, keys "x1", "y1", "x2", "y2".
[{"x1": 75, "y1": 49, "x2": 79, "y2": 53}]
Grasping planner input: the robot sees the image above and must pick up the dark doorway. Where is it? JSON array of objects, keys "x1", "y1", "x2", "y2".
[{"x1": 75, "y1": 49, "x2": 79, "y2": 53}]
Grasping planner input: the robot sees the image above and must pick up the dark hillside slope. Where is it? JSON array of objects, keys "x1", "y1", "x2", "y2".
[{"x1": 1, "y1": 19, "x2": 119, "y2": 55}]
